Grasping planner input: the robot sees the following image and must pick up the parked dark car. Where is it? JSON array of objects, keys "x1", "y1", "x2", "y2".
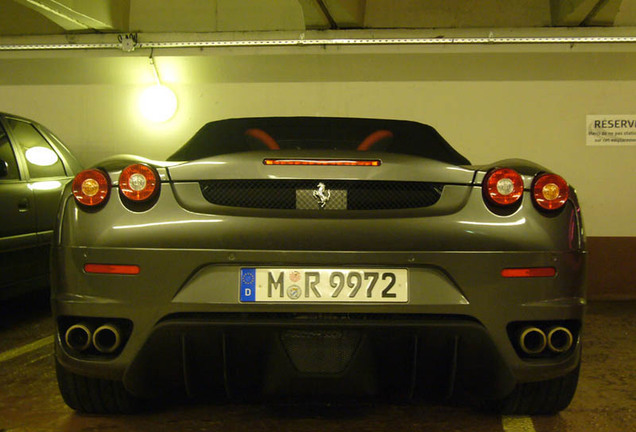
[
  {"x1": 53, "y1": 117, "x2": 586, "y2": 415},
  {"x1": 0, "y1": 113, "x2": 81, "y2": 300}
]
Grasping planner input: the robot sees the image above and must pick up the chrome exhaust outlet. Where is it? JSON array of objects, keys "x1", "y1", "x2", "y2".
[
  {"x1": 64, "y1": 323, "x2": 93, "y2": 352},
  {"x1": 547, "y1": 326, "x2": 574, "y2": 353},
  {"x1": 92, "y1": 324, "x2": 122, "y2": 354},
  {"x1": 519, "y1": 327, "x2": 547, "y2": 355}
]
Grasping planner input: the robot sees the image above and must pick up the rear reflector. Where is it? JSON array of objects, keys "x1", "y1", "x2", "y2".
[
  {"x1": 84, "y1": 264, "x2": 140, "y2": 275},
  {"x1": 264, "y1": 159, "x2": 381, "y2": 166},
  {"x1": 501, "y1": 267, "x2": 556, "y2": 278}
]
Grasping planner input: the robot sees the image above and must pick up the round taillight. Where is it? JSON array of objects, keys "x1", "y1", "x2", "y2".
[
  {"x1": 119, "y1": 164, "x2": 159, "y2": 202},
  {"x1": 533, "y1": 173, "x2": 569, "y2": 210},
  {"x1": 483, "y1": 168, "x2": 524, "y2": 206},
  {"x1": 72, "y1": 169, "x2": 110, "y2": 207}
]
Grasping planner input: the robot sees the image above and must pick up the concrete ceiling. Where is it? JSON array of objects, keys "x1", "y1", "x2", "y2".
[
  {"x1": 0, "y1": 0, "x2": 635, "y2": 37},
  {"x1": 1, "y1": 0, "x2": 635, "y2": 89}
]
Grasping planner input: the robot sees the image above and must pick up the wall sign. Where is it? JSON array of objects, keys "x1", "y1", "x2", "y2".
[{"x1": 587, "y1": 115, "x2": 636, "y2": 146}]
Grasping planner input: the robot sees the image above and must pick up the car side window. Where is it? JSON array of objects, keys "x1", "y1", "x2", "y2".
[
  {"x1": 0, "y1": 122, "x2": 20, "y2": 180},
  {"x1": 6, "y1": 118, "x2": 66, "y2": 178},
  {"x1": 41, "y1": 126, "x2": 82, "y2": 174}
]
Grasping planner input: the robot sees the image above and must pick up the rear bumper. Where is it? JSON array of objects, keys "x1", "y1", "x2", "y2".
[
  {"x1": 123, "y1": 315, "x2": 519, "y2": 400},
  {"x1": 52, "y1": 246, "x2": 586, "y2": 399}
]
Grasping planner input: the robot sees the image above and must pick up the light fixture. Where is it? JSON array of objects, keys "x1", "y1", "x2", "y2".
[
  {"x1": 139, "y1": 85, "x2": 177, "y2": 123},
  {"x1": 139, "y1": 50, "x2": 177, "y2": 123}
]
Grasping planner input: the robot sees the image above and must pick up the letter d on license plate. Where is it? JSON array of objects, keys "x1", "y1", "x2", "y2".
[{"x1": 240, "y1": 268, "x2": 408, "y2": 303}]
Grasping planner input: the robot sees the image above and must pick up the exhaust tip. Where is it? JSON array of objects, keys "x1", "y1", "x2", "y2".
[
  {"x1": 92, "y1": 324, "x2": 122, "y2": 354},
  {"x1": 547, "y1": 327, "x2": 574, "y2": 353},
  {"x1": 519, "y1": 327, "x2": 547, "y2": 355},
  {"x1": 65, "y1": 324, "x2": 92, "y2": 352}
]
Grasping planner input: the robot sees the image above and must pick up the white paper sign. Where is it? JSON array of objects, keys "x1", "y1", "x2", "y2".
[{"x1": 587, "y1": 115, "x2": 636, "y2": 146}]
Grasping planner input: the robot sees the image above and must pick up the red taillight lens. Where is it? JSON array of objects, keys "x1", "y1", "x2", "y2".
[
  {"x1": 533, "y1": 173, "x2": 569, "y2": 210},
  {"x1": 72, "y1": 169, "x2": 110, "y2": 207},
  {"x1": 119, "y1": 164, "x2": 159, "y2": 202},
  {"x1": 483, "y1": 168, "x2": 524, "y2": 206}
]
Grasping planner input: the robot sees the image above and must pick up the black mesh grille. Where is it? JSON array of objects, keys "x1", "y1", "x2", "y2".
[
  {"x1": 280, "y1": 330, "x2": 361, "y2": 374},
  {"x1": 199, "y1": 180, "x2": 443, "y2": 210}
]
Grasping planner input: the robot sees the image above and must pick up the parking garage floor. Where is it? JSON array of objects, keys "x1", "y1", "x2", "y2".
[{"x1": 0, "y1": 293, "x2": 633, "y2": 432}]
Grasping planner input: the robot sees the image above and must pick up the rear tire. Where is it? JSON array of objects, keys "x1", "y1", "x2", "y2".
[
  {"x1": 482, "y1": 363, "x2": 580, "y2": 415},
  {"x1": 56, "y1": 361, "x2": 143, "y2": 414}
]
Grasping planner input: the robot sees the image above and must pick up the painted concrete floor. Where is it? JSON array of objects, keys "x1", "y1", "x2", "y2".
[{"x1": 0, "y1": 292, "x2": 633, "y2": 432}]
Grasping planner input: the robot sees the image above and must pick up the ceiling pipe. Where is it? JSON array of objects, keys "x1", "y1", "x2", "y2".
[{"x1": 1, "y1": 33, "x2": 636, "y2": 51}]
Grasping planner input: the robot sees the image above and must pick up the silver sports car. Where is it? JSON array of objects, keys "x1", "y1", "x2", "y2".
[{"x1": 52, "y1": 117, "x2": 586, "y2": 414}]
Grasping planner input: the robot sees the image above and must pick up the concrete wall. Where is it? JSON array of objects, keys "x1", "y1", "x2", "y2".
[{"x1": 0, "y1": 45, "x2": 635, "y2": 238}]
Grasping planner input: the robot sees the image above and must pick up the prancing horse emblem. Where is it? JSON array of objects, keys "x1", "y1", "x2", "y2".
[{"x1": 313, "y1": 182, "x2": 331, "y2": 208}]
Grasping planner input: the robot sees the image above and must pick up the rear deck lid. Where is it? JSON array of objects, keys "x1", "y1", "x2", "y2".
[{"x1": 167, "y1": 150, "x2": 475, "y2": 184}]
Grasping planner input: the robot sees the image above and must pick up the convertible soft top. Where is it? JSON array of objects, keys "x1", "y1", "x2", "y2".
[{"x1": 168, "y1": 117, "x2": 471, "y2": 165}]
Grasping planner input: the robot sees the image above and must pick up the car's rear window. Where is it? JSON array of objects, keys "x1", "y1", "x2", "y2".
[{"x1": 168, "y1": 117, "x2": 470, "y2": 165}]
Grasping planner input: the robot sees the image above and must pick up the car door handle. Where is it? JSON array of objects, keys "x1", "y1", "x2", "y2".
[{"x1": 18, "y1": 197, "x2": 30, "y2": 213}]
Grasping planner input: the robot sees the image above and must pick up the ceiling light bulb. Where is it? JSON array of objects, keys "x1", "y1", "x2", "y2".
[{"x1": 139, "y1": 85, "x2": 177, "y2": 123}]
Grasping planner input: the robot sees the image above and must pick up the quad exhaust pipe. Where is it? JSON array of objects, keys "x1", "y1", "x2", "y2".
[
  {"x1": 518, "y1": 327, "x2": 547, "y2": 355},
  {"x1": 93, "y1": 324, "x2": 122, "y2": 354},
  {"x1": 64, "y1": 323, "x2": 93, "y2": 352},
  {"x1": 64, "y1": 322, "x2": 123, "y2": 354},
  {"x1": 547, "y1": 326, "x2": 574, "y2": 353},
  {"x1": 518, "y1": 326, "x2": 574, "y2": 355}
]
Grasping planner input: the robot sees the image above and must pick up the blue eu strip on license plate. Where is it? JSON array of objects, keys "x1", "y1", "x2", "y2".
[{"x1": 240, "y1": 268, "x2": 256, "y2": 302}]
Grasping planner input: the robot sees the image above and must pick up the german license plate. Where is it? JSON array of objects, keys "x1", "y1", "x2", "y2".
[{"x1": 239, "y1": 268, "x2": 408, "y2": 303}]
